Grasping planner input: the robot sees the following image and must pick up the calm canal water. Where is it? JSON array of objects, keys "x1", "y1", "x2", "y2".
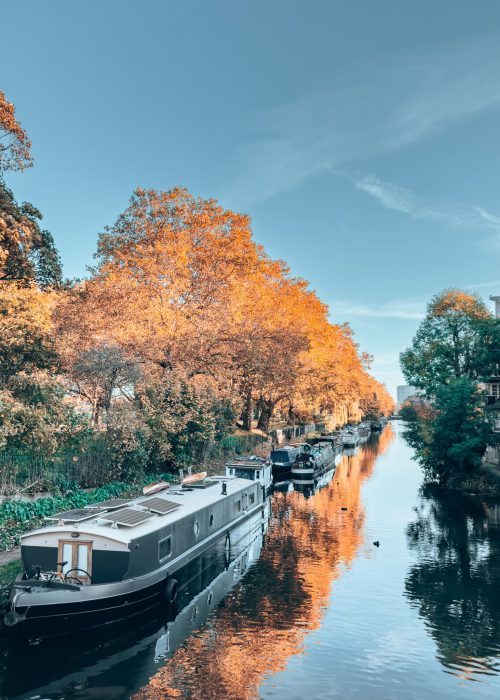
[{"x1": 2, "y1": 422, "x2": 500, "y2": 699}]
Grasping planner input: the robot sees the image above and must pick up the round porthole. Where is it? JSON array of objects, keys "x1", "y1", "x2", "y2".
[
  {"x1": 193, "y1": 521, "x2": 200, "y2": 537},
  {"x1": 209, "y1": 513, "x2": 214, "y2": 528}
]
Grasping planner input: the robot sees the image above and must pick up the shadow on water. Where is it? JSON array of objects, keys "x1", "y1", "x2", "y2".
[
  {"x1": 405, "y1": 483, "x2": 500, "y2": 680},
  {"x1": 0, "y1": 428, "x2": 395, "y2": 700}
]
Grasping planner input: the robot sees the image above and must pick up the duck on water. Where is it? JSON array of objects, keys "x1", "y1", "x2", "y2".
[{"x1": 4, "y1": 473, "x2": 267, "y2": 643}]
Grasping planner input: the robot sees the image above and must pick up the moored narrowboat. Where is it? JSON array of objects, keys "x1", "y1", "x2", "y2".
[
  {"x1": 270, "y1": 445, "x2": 299, "y2": 481},
  {"x1": 291, "y1": 441, "x2": 335, "y2": 483},
  {"x1": 2, "y1": 505, "x2": 270, "y2": 698},
  {"x1": 225, "y1": 456, "x2": 273, "y2": 494},
  {"x1": 4, "y1": 476, "x2": 267, "y2": 643},
  {"x1": 342, "y1": 427, "x2": 360, "y2": 447},
  {"x1": 357, "y1": 422, "x2": 371, "y2": 439}
]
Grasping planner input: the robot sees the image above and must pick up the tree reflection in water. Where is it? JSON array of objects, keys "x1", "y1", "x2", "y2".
[
  {"x1": 133, "y1": 427, "x2": 395, "y2": 700},
  {"x1": 405, "y1": 485, "x2": 500, "y2": 679}
]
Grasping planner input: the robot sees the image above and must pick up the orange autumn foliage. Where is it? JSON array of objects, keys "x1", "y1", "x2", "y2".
[
  {"x1": 0, "y1": 89, "x2": 32, "y2": 172},
  {"x1": 56, "y1": 187, "x2": 393, "y2": 429}
]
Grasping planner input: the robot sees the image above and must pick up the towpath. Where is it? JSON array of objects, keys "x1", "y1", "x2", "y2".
[{"x1": 0, "y1": 549, "x2": 20, "y2": 565}]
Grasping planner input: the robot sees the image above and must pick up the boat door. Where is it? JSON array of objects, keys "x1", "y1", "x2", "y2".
[{"x1": 58, "y1": 539, "x2": 92, "y2": 583}]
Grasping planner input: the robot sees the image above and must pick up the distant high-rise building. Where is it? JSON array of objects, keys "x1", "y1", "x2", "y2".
[
  {"x1": 397, "y1": 385, "x2": 418, "y2": 409},
  {"x1": 490, "y1": 296, "x2": 500, "y2": 319}
]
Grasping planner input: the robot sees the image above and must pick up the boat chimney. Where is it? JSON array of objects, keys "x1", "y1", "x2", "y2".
[{"x1": 221, "y1": 482, "x2": 227, "y2": 496}]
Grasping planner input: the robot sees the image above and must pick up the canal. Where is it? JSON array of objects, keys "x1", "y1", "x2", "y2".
[{"x1": 2, "y1": 422, "x2": 500, "y2": 699}]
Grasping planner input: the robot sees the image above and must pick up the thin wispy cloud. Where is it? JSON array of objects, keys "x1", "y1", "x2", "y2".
[
  {"x1": 474, "y1": 206, "x2": 500, "y2": 230},
  {"x1": 465, "y1": 279, "x2": 500, "y2": 290},
  {"x1": 353, "y1": 173, "x2": 500, "y2": 239},
  {"x1": 223, "y1": 34, "x2": 500, "y2": 206},
  {"x1": 331, "y1": 299, "x2": 426, "y2": 321},
  {"x1": 353, "y1": 175, "x2": 413, "y2": 214}
]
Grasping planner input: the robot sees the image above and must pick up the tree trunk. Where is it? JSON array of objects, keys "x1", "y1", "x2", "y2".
[
  {"x1": 92, "y1": 400, "x2": 101, "y2": 428},
  {"x1": 241, "y1": 388, "x2": 253, "y2": 431},
  {"x1": 257, "y1": 397, "x2": 275, "y2": 433},
  {"x1": 103, "y1": 366, "x2": 119, "y2": 412}
]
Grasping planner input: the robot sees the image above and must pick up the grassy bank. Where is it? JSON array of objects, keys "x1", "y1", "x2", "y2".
[
  {"x1": 0, "y1": 560, "x2": 21, "y2": 585},
  {"x1": 0, "y1": 560, "x2": 22, "y2": 615}
]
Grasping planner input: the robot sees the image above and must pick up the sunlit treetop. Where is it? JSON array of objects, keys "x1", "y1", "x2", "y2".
[
  {"x1": 0, "y1": 89, "x2": 32, "y2": 172},
  {"x1": 401, "y1": 288, "x2": 498, "y2": 396},
  {"x1": 429, "y1": 289, "x2": 490, "y2": 321}
]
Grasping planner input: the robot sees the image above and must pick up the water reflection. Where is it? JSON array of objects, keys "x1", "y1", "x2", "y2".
[
  {"x1": 133, "y1": 427, "x2": 395, "y2": 700},
  {"x1": 0, "y1": 428, "x2": 396, "y2": 700},
  {"x1": 405, "y1": 485, "x2": 500, "y2": 680}
]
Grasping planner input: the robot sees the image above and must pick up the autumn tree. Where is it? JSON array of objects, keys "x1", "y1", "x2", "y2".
[
  {"x1": 400, "y1": 290, "x2": 497, "y2": 396},
  {"x1": 400, "y1": 289, "x2": 498, "y2": 487},
  {"x1": 0, "y1": 89, "x2": 60, "y2": 287},
  {"x1": 0, "y1": 181, "x2": 62, "y2": 287},
  {"x1": 54, "y1": 184, "x2": 393, "y2": 473},
  {"x1": 230, "y1": 266, "x2": 312, "y2": 432},
  {"x1": 86, "y1": 187, "x2": 261, "y2": 373},
  {"x1": 0, "y1": 89, "x2": 32, "y2": 172},
  {"x1": 0, "y1": 283, "x2": 86, "y2": 454},
  {"x1": 0, "y1": 90, "x2": 76, "y2": 456},
  {"x1": 358, "y1": 374, "x2": 395, "y2": 421}
]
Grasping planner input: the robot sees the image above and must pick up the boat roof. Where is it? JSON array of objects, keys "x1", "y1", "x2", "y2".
[
  {"x1": 21, "y1": 477, "x2": 255, "y2": 545},
  {"x1": 226, "y1": 456, "x2": 268, "y2": 466},
  {"x1": 226, "y1": 461, "x2": 268, "y2": 470}
]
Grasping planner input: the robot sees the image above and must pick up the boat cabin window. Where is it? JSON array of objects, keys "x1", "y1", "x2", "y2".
[
  {"x1": 234, "y1": 500, "x2": 241, "y2": 514},
  {"x1": 256, "y1": 470, "x2": 260, "y2": 478},
  {"x1": 209, "y1": 513, "x2": 214, "y2": 527},
  {"x1": 58, "y1": 540, "x2": 92, "y2": 582},
  {"x1": 159, "y1": 536, "x2": 172, "y2": 561},
  {"x1": 271, "y1": 450, "x2": 292, "y2": 462},
  {"x1": 249, "y1": 493, "x2": 255, "y2": 505},
  {"x1": 233, "y1": 467, "x2": 254, "y2": 480}
]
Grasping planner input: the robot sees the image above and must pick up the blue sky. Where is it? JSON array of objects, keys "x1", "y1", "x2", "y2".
[{"x1": 2, "y1": 1, "x2": 500, "y2": 396}]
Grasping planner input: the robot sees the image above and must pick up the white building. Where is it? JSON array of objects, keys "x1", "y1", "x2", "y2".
[{"x1": 490, "y1": 295, "x2": 500, "y2": 319}]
